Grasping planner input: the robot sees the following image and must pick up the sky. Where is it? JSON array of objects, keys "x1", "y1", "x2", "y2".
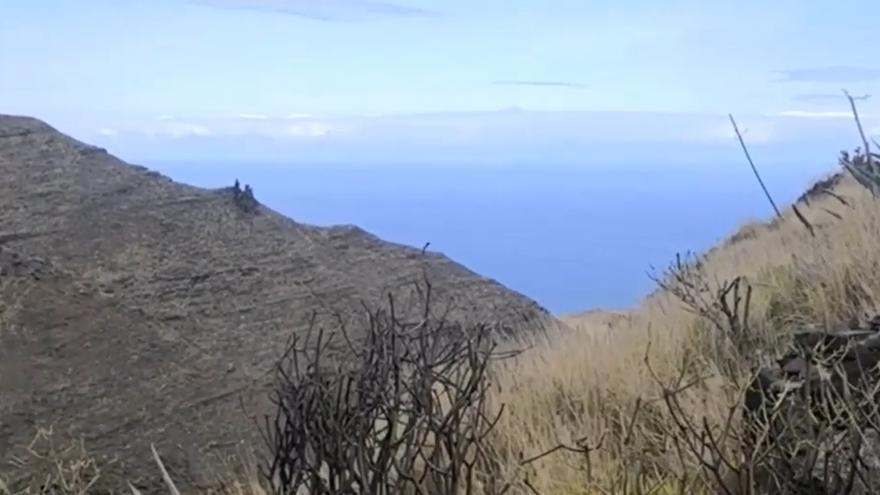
[
  {"x1": 4, "y1": 1, "x2": 880, "y2": 312},
  {"x1": 2, "y1": 0, "x2": 880, "y2": 163}
]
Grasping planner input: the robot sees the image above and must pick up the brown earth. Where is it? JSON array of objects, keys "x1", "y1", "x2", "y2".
[{"x1": 0, "y1": 115, "x2": 558, "y2": 492}]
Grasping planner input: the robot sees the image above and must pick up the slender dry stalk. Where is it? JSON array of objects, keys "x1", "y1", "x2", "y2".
[
  {"x1": 843, "y1": 90, "x2": 872, "y2": 156},
  {"x1": 150, "y1": 444, "x2": 181, "y2": 495},
  {"x1": 729, "y1": 114, "x2": 817, "y2": 237},
  {"x1": 729, "y1": 114, "x2": 782, "y2": 219}
]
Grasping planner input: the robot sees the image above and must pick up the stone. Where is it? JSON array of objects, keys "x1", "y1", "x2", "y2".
[{"x1": 740, "y1": 321, "x2": 880, "y2": 494}]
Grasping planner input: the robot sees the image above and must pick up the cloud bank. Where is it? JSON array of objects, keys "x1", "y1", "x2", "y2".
[
  {"x1": 190, "y1": 0, "x2": 435, "y2": 21},
  {"x1": 87, "y1": 109, "x2": 880, "y2": 165},
  {"x1": 493, "y1": 80, "x2": 590, "y2": 90},
  {"x1": 775, "y1": 66, "x2": 880, "y2": 83},
  {"x1": 792, "y1": 93, "x2": 850, "y2": 102}
]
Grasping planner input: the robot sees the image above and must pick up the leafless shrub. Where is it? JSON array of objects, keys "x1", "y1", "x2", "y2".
[
  {"x1": 640, "y1": 270, "x2": 880, "y2": 494},
  {"x1": 521, "y1": 243, "x2": 880, "y2": 495},
  {"x1": 839, "y1": 90, "x2": 880, "y2": 199},
  {"x1": 644, "y1": 255, "x2": 880, "y2": 494},
  {"x1": 260, "y1": 281, "x2": 516, "y2": 495},
  {"x1": 640, "y1": 332, "x2": 880, "y2": 495},
  {"x1": 650, "y1": 253, "x2": 758, "y2": 367},
  {"x1": 839, "y1": 148, "x2": 880, "y2": 198}
]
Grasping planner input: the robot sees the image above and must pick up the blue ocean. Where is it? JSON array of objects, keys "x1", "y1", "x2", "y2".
[{"x1": 149, "y1": 160, "x2": 836, "y2": 314}]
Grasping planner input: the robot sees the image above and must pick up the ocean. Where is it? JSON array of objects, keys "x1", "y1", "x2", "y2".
[{"x1": 149, "y1": 160, "x2": 836, "y2": 314}]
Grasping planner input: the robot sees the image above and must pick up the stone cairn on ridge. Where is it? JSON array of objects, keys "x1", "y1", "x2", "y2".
[{"x1": 230, "y1": 178, "x2": 259, "y2": 214}]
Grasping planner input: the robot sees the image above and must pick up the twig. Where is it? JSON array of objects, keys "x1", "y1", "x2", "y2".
[
  {"x1": 260, "y1": 283, "x2": 512, "y2": 494},
  {"x1": 843, "y1": 90, "x2": 872, "y2": 156},
  {"x1": 729, "y1": 115, "x2": 817, "y2": 234},
  {"x1": 821, "y1": 188, "x2": 851, "y2": 207},
  {"x1": 729, "y1": 114, "x2": 782, "y2": 218},
  {"x1": 519, "y1": 433, "x2": 604, "y2": 466},
  {"x1": 791, "y1": 204, "x2": 816, "y2": 237},
  {"x1": 822, "y1": 207, "x2": 844, "y2": 221},
  {"x1": 127, "y1": 481, "x2": 144, "y2": 495},
  {"x1": 841, "y1": 90, "x2": 880, "y2": 197},
  {"x1": 150, "y1": 444, "x2": 181, "y2": 495}
]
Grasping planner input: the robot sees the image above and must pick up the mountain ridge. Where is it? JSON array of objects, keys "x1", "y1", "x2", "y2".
[{"x1": 0, "y1": 114, "x2": 557, "y2": 492}]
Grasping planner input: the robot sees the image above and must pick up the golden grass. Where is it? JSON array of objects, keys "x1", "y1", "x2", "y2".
[
  {"x1": 488, "y1": 172, "x2": 880, "y2": 493},
  {"x1": 1, "y1": 427, "x2": 105, "y2": 495},
  {"x1": 0, "y1": 427, "x2": 267, "y2": 495}
]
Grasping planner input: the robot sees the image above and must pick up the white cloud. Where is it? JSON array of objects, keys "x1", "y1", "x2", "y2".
[
  {"x1": 155, "y1": 122, "x2": 213, "y2": 138},
  {"x1": 778, "y1": 110, "x2": 853, "y2": 119},
  {"x1": 106, "y1": 109, "x2": 879, "y2": 151},
  {"x1": 775, "y1": 66, "x2": 880, "y2": 83},
  {"x1": 99, "y1": 108, "x2": 880, "y2": 164},
  {"x1": 97, "y1": 128, "x2": 118, "y2": 137},
  {"x1": 155, "y1": 115, "x2": 177, "y2": 121},
  {"x1": 285, "y1": 122, "x2": 332, "y2": 137},
  {"x1": 133, "y1": 116, "x2": 334, "y2": 140},
  {"x1": 190, "y1": 0, "x2": 435, "y2": 21}
]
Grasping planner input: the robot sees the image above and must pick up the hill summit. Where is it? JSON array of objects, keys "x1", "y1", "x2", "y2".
[{"x1": 0, "y1": 115, "x2": 556, "y2": 490}]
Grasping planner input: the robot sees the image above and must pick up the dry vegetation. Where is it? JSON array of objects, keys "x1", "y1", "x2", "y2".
[
  {"x1": 6, "y1": 117, "x2": 880, "y2": 493},
  {"x1": 10, "y1": 165, "x2": 879, "y2": 495},
  {"x1": 490, "y1": 171, "x2": 880, "y2": 493}
]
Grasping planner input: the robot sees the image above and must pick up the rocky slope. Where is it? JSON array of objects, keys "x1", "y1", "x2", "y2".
[{"x1": 0, "y1": 115, "x2": 557, "y2": 491}]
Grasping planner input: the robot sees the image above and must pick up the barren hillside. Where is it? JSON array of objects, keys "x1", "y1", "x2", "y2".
[{"x1": 0, "y1": 115, "x2": 557, "y2": 492}]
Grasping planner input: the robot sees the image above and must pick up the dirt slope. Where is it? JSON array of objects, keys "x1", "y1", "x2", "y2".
[{"x1": 0, "y1": 115, "x2": 557, "y2": 492}]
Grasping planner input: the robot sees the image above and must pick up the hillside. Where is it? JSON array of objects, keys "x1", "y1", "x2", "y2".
[
  {"x1": 0, "y1": 115, "x2": 558, "y2": 491},
  {"x1": 491, "y1": 150, "x2": 880, "y2": 492}
]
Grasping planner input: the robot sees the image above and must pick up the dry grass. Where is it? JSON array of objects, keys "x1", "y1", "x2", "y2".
[
  {"x1": 488, "y1": 172, "x2": 880, "y2": 493},
  {"x1": 0, "y1": 427, "x2": 106, "y2": 495},
  {"x1": 0, "y1": 427, "x2": 267, "y2": 495}
]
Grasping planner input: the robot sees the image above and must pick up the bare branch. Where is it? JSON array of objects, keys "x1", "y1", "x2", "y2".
[
  {"x1": 729, "y1": 114, "x2": 782, "y2": 218},
  {"x1": 843, "y1": 90, "x2": 872, "y2": 157},
  {"x1": 260, "y1": 281, "x2": 514, "y2": 495}
]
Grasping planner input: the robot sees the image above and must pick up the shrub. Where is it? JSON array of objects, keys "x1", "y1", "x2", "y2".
[{"x1": 260, "y1": 283, "x2": 516, "y2": 495}]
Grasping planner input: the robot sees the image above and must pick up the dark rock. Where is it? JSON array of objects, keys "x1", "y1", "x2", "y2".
[{"x1": 741, "y1": 321, "x2": 880, "y2": 494}]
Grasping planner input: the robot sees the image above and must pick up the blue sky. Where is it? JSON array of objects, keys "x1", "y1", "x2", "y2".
[
  {"x1": 2, "y1": 0, "x2": 880, "y2": 162},
  {"x1": 4, "y1": 1, "x2": 880, "y2": 312}
]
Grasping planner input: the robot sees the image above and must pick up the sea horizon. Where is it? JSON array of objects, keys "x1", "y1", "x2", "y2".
[{"x1": 146, "y1": 159, "x2": 837, "y2": 314}]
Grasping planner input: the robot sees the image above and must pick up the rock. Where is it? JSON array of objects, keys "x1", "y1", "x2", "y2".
[{"x1": 740, "y1": 322, "x2": 880, "y2": 494}]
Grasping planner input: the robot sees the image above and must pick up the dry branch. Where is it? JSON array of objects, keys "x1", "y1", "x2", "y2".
[
  {"x1": 260, "y1": 280, "x2": 515, "y2": 495},
  {"x1": 729, "y1": 114, "x2": 782, "y2": 219}
]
